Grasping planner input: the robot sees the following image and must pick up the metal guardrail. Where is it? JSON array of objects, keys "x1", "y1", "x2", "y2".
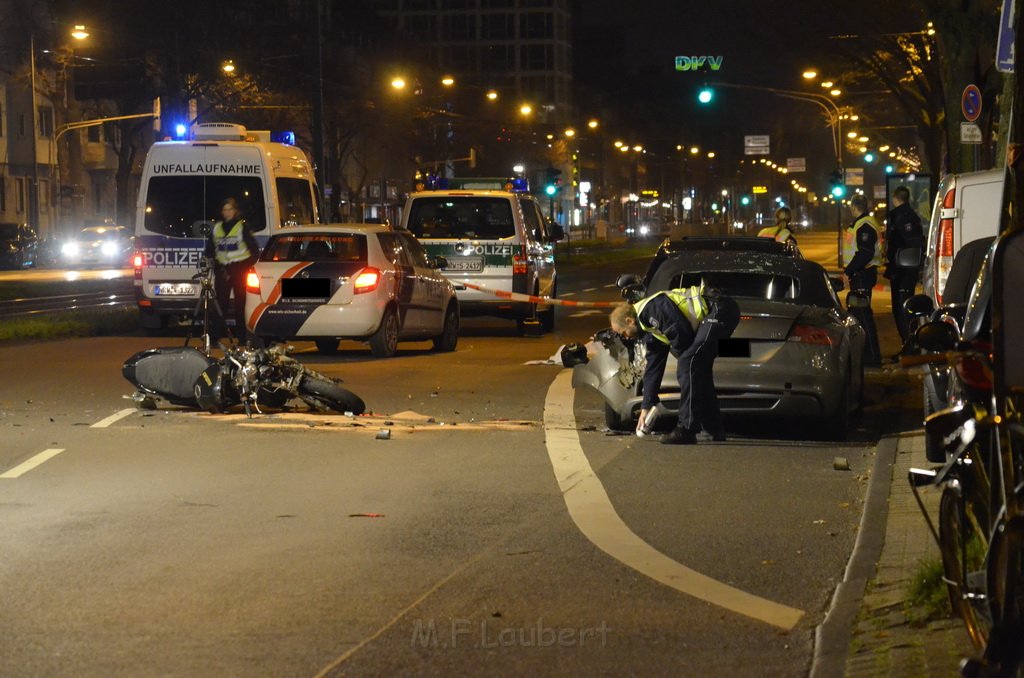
[{"x1": 0, "y1": 291, "x2": 135, "y2": 318}]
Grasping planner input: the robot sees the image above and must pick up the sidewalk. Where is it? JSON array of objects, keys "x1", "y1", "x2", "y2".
[{"x1": 842, "y1": 432, "x2": 976, "y2": 677}]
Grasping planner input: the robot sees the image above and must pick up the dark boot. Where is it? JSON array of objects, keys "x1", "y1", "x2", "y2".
[{"x1": 661, "y1": 426, "x2": 697, "y2": 445}]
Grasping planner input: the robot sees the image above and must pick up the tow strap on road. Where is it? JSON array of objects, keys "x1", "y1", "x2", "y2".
[{"x1": 456, "y1": 281, "x2": 620, "y2": 308}]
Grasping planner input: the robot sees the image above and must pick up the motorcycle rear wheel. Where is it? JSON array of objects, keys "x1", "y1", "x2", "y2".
[{"x1": 298, "y1": 376, "x2": 365, "y2": 414}]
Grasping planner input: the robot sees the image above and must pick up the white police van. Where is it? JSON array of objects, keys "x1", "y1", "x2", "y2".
[
  {"x1": 133, "y1": 122, "x2": 320, "y2": 330},
  {"x1": 401, "y1": 177, "x2": 563, "y2": 334}
]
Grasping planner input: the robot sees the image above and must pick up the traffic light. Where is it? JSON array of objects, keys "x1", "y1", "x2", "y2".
[
  {"x1": 740, "y1": 195, "x2": 751, "y2": 206},
  {"x1": 828, "y1": 169, "x2": 846, "y2": 198},
  {"x1": 863, "y1": 152, "x2": 875, "y2": 163},
  {"x1": 543, "y1": 166, "x2": 562, "y2": 196},
  {"x1": 884, "y1": 164, "x2": 894, "y2": 174},
  {"x1": 697, "y1": 87, "x2": 714, "y2": 104}
]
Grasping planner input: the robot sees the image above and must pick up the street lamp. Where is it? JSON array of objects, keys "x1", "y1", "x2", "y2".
[{"x1": 71, "y1": 25, "x2": 89, "y2": 41}]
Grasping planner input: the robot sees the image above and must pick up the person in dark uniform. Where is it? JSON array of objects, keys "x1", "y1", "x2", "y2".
[
  {"x1": 610, "y1": 287, "x2": 739, "y2": 444},
  {"x1": 211, "y1": 197, "x2": 260, "y2": 341},
  {"x1": 843, "y1": 194, "x2": 883, "y2": 367},
  {"x1": 884, "y1": 185, "x2": 925, "y2": 349}
]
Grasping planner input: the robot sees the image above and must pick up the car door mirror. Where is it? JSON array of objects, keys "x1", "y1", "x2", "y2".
[
  {"x1": 616, "y1": 273, "x2": 642, "y2": 289},
  {"x1": 430, "y1": 255, "x2": 448, "y2": 270},
  {"x1": 915, "y1": 321, "x2": 960, "y2": 352},
  {"x1": 904, "y1": 293, "x2": 935, "y2": 318},
  {"x1": 828, "y1": 274, "x2": 844, "y2": 292},
  {"x1": 547, "y1": 222, "x2": 565, "y2": 242}
]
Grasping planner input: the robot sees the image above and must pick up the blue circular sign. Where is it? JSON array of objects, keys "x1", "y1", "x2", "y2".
[{"x1": 962, "y1": 84, "x2": 982, "y2": 122}]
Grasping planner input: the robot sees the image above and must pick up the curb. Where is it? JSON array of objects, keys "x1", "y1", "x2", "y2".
[{"x1": 809, "y1": 435, "x2": 899, "y2": 677}]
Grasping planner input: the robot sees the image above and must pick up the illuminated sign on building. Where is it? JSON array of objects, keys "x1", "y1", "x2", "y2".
[{"x1": 674, "y1": 56, "x2": 724, "y2": 72}]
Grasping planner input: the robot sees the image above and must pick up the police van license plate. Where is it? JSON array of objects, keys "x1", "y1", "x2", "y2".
[
  {"x1": 444, "y1": 256, "x2": 484, "y2": 272},
  {"x1": 153, "y1": 283, "x2": 195, "y2": 296}
]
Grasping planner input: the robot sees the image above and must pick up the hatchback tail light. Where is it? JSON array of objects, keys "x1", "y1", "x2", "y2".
[
  {"x1": 353, "y1": 267, "x2": 381, "y2": 294},
  {"x1": 245, "y1": 270, "x2": 260, "y2": 293},
  {"x1": 787, "y1": 324, "x2": 835, "y2": 346}
]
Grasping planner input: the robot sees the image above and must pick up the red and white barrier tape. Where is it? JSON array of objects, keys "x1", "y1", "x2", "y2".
[{"x1": 456, "y1": 281, "x2": 620, "y2": 308}]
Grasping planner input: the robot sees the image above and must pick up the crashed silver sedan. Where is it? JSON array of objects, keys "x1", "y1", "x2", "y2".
[{"x1": 572, "y1": 251, "x2": 866, "y2": 440}]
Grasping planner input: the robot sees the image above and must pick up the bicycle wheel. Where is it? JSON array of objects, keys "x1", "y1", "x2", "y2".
[
  {"x1": 297, "y1": 375, "x2": 366, "y2": 415},
  {"x1": 939, "y1": 486, "x2": 992, "y2": 650}
]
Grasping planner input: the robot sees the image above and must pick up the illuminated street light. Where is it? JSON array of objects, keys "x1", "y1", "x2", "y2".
[
  {"x1": 858, "y1": 135, "x2": 869, "y2": 142},
  {"x1": 564, "y1": 128, "x2": 576, "y2": 138},
  {"x1": 707, "y1": 151, "x2": 716, "y2": 158},
  {"x1": 441, "y1": 75, "x2": 455, "y2": 87},
  {"x1": 485, "y1": 89, "x2": 498, "y2": 101},
  {"x1": 821, "y1": 81, "x2": 834, "y2": 88},
  {"x1": 879, "y1": 145, "x2": 890, "y2": 152},
  {"x1": 587, "y1": 119, "x2": 599, "y2": 129},
  {"x1": 222, "y1": 60, "x2": 236, "y2": 74},
  {"x1": 633, "y1": 145, "x2": 643, "y2": 152},
  {"x1": 614, "y1": 140, "x2": 624, "y2": 148},
  {"x1": 71, "y1": 24, "x2": 89, "y2": 40},
  {"x1": 847, "y1": 131, "x2": 858, "y2": 138},
  {"x1": 513, "y1": 164, "x2": 525, "y2": 173},
  {"x1": 391, "y1": 77, "x2": 406, "y2": 90},
  {"x1": 689, "y1": 146, "x2": 699, "y2": 155},
  {"x1": 802, "y1": 69, "x2": 818, "y2": 80},
  {"x1": 829, "y1": 88, "x2": 841, "y2": 96},
  {"x1": 619, "y1": 145, "x2": 629, "y2": 153},
  {"x1": 519, "y1": 103, "x2": 532, "y2": 116}
]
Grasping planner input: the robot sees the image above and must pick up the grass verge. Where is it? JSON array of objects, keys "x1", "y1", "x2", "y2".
[
  {"x1": 904, "y1": 556, "x2": 952, "y2": 624},
  {"x1": 0, "y1": 306, "x2": 140, "y2": 342}
]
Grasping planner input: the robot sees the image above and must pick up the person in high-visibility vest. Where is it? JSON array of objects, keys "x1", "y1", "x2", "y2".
[
  {"x1": 843, "y1": 194, "x2": 883, "y2": 367},
  {"x1": 757, "y1": 207, "x2": 797, "y2": 247},
  {"x1": 211, "y1": 197, "x2": 260, "y2": 340},
  {"x1": 610, "y1": 286, "x2": 739, "y2": 444}
]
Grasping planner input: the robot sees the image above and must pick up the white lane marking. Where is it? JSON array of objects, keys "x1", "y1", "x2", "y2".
[
  {"x1": 568, "y1": 310, "x2": 607, "y2": 318},
  {"x1": 582, "y1": 287, "x2": 598, "y2": 292},
  {"x1": 602, "y1": 283, "x2": 616, "y2": 288},
  {"x1": 561, "y1": 291, "x2": 576, "y2": 297},
  {"x1": 90, "y1": 408, "x2": 136, "y2": 429},
  {"x1": 543, "y1": 370, "x2": 804, "y2": 630},
  {"x1": 1, "y1": 448, "x2": 67, "y2": 479}
]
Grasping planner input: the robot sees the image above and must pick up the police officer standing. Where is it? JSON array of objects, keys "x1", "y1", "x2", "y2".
[
  {"x1": 844, "y1": 194, "x2": 883, "y2": 367},
  {"x1": 884, "y1": 185, "x2": 924, "y2": 349},
  {"x1": 609, "y1": 287, "x2": 738, "y2": 445},
  {"x1": 211, "y1": 197, "x2": 260, "y2": 341},
  {"x1": 758, "y1": 206, "x2": 798, "y2": 248}
]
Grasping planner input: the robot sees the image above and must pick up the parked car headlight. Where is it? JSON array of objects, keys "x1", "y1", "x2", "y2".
[
  {"x1": 101, "y1": 241, "x2": 120, "y2": 256},
  {"x1": 62, "y1": 242, "x2": 80, "y2": 256}
]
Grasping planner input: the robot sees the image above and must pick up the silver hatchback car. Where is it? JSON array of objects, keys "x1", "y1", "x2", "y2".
[{"x1": 573, "y1": 251, "x2": 866, "y2": 440}]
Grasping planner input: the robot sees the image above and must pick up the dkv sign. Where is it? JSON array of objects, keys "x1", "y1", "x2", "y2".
[{"x1": 674, "y1": 56, "x2": 723, "y2": 72}]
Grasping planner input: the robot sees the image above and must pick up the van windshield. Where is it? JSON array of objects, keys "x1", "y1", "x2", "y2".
[
  {"x1": 143, "y1": 176, "x2": 267, "y2": 237},
  {"x1": 406, "y1": 197, "x2": 515, "y2": 240}
]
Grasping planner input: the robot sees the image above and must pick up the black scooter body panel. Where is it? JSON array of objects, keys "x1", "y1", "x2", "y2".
[{"x1": 123, "y1": 347, "x2": 215, "y2": 406}]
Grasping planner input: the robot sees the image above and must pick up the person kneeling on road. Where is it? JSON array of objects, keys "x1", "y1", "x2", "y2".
[{"x1": 609, "y1": 286, "x2": 739, "y2": 445}]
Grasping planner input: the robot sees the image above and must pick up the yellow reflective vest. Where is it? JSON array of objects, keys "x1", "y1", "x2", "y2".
[
  {"x1": 757, "y1": 224, "x2": 794, "y2": 243},
  {"x1": 632, "y1": 286, "x2": 708, "y2": 345},
  {"x1": 213, "y1": 219, "x2": 253, "y2": 265},
  {"x1": 843, "y1": 213, "x2": 883, "y2": 269}
]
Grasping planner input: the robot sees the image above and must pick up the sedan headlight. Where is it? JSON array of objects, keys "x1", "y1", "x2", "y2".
[
  {"x1": 61, "y1": 242, "x2": 80, "y2": 257},
  {"x1": 101, "y1": 241, "x2": 120, "y2": 256}
]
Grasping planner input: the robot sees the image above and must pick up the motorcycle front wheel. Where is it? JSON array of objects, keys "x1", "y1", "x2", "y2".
[{"x1": 297, "y1": 376, "x2": 366, "y2": 415}]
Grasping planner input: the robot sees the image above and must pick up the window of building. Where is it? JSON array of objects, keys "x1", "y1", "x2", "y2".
[
  {"x1": 0, "y1": 177, "x2": 6, "y2": 212},
  {"x1": 481, "y1": 44, "x2": 515, "y2": 71},
  {"x1": 442, "y1": 13, "x2": 476, "y2": 40},
  {"x1": 87, "y1": 125, "x2": 102, "y2": 143},
  {"x1": 15, "y1": 178, "x2": 25, "y2": 213},
  {"x1": 480, "y1": 13, "x2": 513, "y2": 39},
  {"x1": 38, "y1": 107, "x2": 54, "y2": 138},
  {"x1": 39, "y1": 180, "x2": 49, "y2": 214},
  {"x1": 520, "y1": 11, "x2": 554, "y2": 39},
  {"x1": 17, "y1": 113, "x2": 26, "y2": 138},
  {"x1": 520, "y1": 44, "x2": 553, "y2": 71},
  {"x1": 406, "y1": 14, "x2": 435, "y2": 39}
]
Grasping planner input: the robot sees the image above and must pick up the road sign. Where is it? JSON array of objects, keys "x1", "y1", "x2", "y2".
[
  {"x1": 744, "y1": 146, "x2": 769, "y2": 155},
  {"x1": 786, "y1": 157, "x2": 806, "y2": 173},
  {"x1": 873, "y1": 185, "x2": 886, "y2": 200},
  {"x1": 744, "y1": 135, "x2": 770, "y2": 147},
  {"x1": 844, "y1": 168, "x2": 864, "y2": 186},
  {"x1": 752, "y1": 185, "x2": 768, "y2": 194},
  {"x1": 962, "y1": 84, "x2": 983, "y2": 122},
  {"x1": 961, "y1": 122, "x2": 983, "y2": 144},
  {"x1": 997, "y1": 0, "x2": 1015, "y2": 73}
]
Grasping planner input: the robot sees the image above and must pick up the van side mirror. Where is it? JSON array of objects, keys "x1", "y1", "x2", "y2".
[
  {"x1": 616, "y1": 273, "x2": 642, "y2": 289},
  {"x1": 904, "y1": 294, "x2": 935, "y2": 318},
  {"x1": 915, "y1": 321, "x2": 960, "y2": 352},
  {"x1": 547, "y1": 222, "x2": 565, "y2": 242},
  {"x1": 430, "y1": 255, "x2": 448, "y2": 270}
]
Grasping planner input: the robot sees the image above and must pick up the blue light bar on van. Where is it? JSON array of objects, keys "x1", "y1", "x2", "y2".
[
  {"x1": 271, "y1": 131, "x2": 296, "y2": 145},
  {"x1": 174, "y1": 123, "x2": 188, "y2": 139},
  {"x1": 509, "y1": 177, "x2": 530, "y2": 192}
]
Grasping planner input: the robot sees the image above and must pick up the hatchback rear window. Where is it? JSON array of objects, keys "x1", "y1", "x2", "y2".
[
  {"x1": 674, "y1": 272, "x2": 804, "y2": 303},
  {"x1": 406, "y1": 197, "x2": 515, "y2": 239},
  {"x1": 262, "y1": 234, "x2": 367, "y2": 262}
]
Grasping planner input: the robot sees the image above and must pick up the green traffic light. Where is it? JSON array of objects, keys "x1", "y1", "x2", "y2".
[
  {"x1": 545, "y1": 184, "x2": 557, "y2": 196},
  {"x1": 831, "y1": 185, "x2": 846, "y2": 198},
  {"x1": 698, "y1": 88, "x2": 714, "y2": 104},
  {"x1": 884, "y1": 164, "x2": 894, "y2": 174},
  {"x1": 740, "y1": 196, "x2": 750, "y2": 205},
  {"x1": 864, "y1": 152, "x2": 875, "y2": 163}
]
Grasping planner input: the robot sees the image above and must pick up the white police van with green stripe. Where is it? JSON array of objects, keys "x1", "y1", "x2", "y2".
[
  {"x1": 401, "y1": 177, "x2": 563, "y2": 334},
  {"x1": 133, "y1": 123, "x2": 320, "y2": 330}
]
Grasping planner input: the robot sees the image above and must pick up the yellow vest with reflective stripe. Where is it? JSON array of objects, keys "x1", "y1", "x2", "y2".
[
  {"x1": 757, "y1": 224, "x2": 794, "y2": 243},
  {"x1": 843, "y1": 213, "x2": 883, "y2": 269},
  {"x1": 632, "y1": 286, "x2": 708, "y2": 345},
  {"x1": 213, "y1": 219, "x2": 252, "y2": 265}
]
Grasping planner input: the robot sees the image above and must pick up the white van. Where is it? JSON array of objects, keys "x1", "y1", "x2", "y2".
[
  {"x1": 923, "y1": 168, "x2": 1005, "y2": 305},
  {"x1": 133, "y1": 123, "x2": 320, "y2": 329}
]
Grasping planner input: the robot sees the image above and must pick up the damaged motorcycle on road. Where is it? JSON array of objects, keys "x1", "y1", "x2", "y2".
[{"x1": 123, "y1": 343, "x2": 365, "y2": 417}]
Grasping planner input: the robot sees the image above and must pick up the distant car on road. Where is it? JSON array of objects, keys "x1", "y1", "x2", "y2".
[
  {"x1": 0, "y1": 222, "x2": 38, "y2": 269},
  {"x1": 245, "y1": 224, "x2": 459, "y2": 357},
  {"x1": 61, "y1": 225, "x2": 133, "y2": 268},
  {"x1": 574, "y1": 250, "x2": 866, "y2": 440}
]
